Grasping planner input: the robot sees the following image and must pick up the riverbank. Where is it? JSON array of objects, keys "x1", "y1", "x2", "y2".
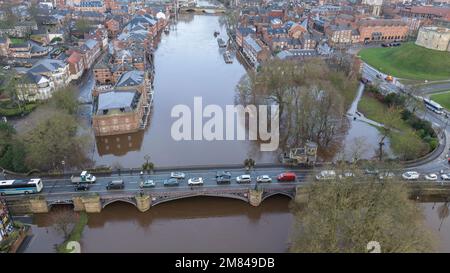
[{"x1": 57, "y1": 212, "x2": 88, "y2": 253}]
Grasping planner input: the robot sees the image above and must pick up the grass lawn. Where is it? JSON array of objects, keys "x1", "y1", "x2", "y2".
[
  {"x1": 430, "y1": 91, "x2": 450, "y2": 111},
  {"x1": 358, "y1": 94, "x2": 428, "y2": 159},
  {"x1": 9, "y1": 38, "x2": 26, "y2": 45},
  {"x1": 358, "y1": 42, "x2": 450, "y2": 81}
]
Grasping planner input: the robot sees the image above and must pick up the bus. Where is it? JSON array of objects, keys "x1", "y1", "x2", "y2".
[
  {"x1": 423, "y1": 98, "x2": 444, "y2": 115},
  {"x1": 0, "y1": 179, "x2": 44, "y2": 196}
]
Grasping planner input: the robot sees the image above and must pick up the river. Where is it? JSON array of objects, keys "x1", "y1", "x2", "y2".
[
  {"x1": 80, "y1": 14, "x2": 278, "y2": 168},
  {"x1": 20, "y1": 15, "x2": 432, "y2": 253}
]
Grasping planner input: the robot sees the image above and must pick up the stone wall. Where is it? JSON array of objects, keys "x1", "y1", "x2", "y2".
[{"x1": 415, "y1": 26, "x2": 450, "y2": 52}]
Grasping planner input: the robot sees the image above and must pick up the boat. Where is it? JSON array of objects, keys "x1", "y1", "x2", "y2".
[
  {"x1": 223, "y1": 51, "x2": 233, "y2": 64},
  {"x1": 217, "y1": 37, "x2": 227, "y2": 48}
]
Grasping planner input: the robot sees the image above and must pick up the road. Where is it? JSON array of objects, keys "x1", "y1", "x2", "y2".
[{"x1": 361, "y1": 62, "x2": 450, "y2": 174}]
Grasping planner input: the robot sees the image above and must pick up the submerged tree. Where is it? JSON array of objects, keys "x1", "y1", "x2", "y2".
[
  {"x1": 290, "y1": 167, "x2": 434, "y2": 253},
  {"x1": 23, "y1": 111, "x2": 91, "y2": 171},
  {"x1": 237, "y1": 58, "x2": 353, "y2": 151}
]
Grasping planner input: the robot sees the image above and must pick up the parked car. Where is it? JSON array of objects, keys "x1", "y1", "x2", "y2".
[
  {"x1": 256, "y1": 175, "x2": 272, "y2": 183},
  {"x1": 315, "y1": 170, "x2": 336, "y2": 181},
  {"x1": 402, "y1": 171, "x2": 420, "y2": 180},
  {"x1": 378, "y1": 172, "x2": 395, "y2": 180},
  {"x1": 364, "y1": 168, "x2": 380, "y2": 176},
  {"x1": 441, "y1": 173, "x2": 450, "y2": 181},
  {"x1": 188, "y1": 177, "x2": 204, "y2": 186},
  {"x1": 277, "y1": 172, "x2": 297, "y2": 182},
  {"x1": 106, "y1": 180, "x2": 124, "y2": 190},
  {"x1": 74, "y1": 184, "x2": 89, "y2": 191},
  {"x1": 140, "y1": 179, "x2": 155, "y2": 188},
  {"x1": 424, "y1": 173, "x2": 438, "y2": 181},
  {"x1": 171, "y1": 172, "x2": 185, "y2": 179},
  {"x1": 163, "y1": 178, "x2": 179, "y2": 186},
  {"x1": 216, "y1": 171, "x2": 231, "y2": 184},
  {"x1": 338, "y1": 171, "x2": 354, "y2": 179},
  {"x1": 236, "y1": 175, "x2": 251, "y2": 183}
]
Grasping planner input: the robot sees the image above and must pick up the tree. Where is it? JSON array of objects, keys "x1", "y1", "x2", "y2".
[
  {"x1": 290, "y1": 168, "x2": 434, "y2": 253},
  {"x1": 51, "y1": 207, "x2": 79, "y2": 240},
  {"x1": 23, "y1": 111, "x2": 91, "y2": 171},
  {"x1": 0, "y1": 123, "x2": 27, "y2": 173},
  {"x1": 75, "y1": 19, "x2": 92, "y2": 34},
  {"x1": 237, "y1": 59, "x2": 351, "y2": 151},
  {"x1": 50, "y1": 86, "x2": 79, "y2": 115}
]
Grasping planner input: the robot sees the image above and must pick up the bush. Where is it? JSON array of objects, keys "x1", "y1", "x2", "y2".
[{"x1": 0, "y1": 103, "x2": 37, "y2": 117}]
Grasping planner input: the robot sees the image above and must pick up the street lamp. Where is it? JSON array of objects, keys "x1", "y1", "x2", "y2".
[{"x1": 61, "y1": 160, "x2": 65, "y2": 176}]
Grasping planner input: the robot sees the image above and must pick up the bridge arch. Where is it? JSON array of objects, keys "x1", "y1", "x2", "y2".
[
  {"x1": 262, "y1": 192, "x2": 295, "y2": 201},
  {"x1": 102, "y1": 198, "x2": 137, "y2": 209},
  {"x1": 151, "y1": 192, "x2": 249, "y2": 207}
]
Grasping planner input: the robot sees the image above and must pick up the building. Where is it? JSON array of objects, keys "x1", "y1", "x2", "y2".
[
  {"x1": 326, "y1": 25, "x2": 353, "y2": 45},
  {"x1": 17, "y1": 72, "x2": 54, "y2": 101},
  {"x1": 28, "y1": 59, "x2": 70, "y2": 89},
  {"x1": 0, "y1": 199, "x2": 14, "y2": 243},
  {"x1": 358, "y1": 19, "x2": 408, "y2": 43},
  {"x1": 92, "y1": 70, "x2": 152, "y2": 136},
  {"x1": 242, "y1": 36, "x2": 270, "y2": 67},
  {"x1": 415, "y1": 26, "x2": 450, "y2": 52}
]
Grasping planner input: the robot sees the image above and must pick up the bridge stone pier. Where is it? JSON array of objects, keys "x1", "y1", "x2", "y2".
[
  {"x1": 29, "y1": 197, "x2": 49, "y2": 213},
  {"x1": 135, "y1": 194, "x2": 151, "y2": 212}
]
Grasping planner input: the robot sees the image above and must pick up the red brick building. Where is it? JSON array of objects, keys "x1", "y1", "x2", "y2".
[{"x1": 358, "y1": 19, "x2": 408, "y2": 43}]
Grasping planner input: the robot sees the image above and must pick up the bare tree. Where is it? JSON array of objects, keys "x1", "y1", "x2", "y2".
[{"x1": 51, "y1": 207, "x2": 79, "y2": 240}]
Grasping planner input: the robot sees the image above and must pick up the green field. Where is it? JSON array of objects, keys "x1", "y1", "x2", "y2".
[
  {"x1": 359, "y1": 42, "x2": 450, "y2": 81},
  {"x1": 430, "y1": 91, "x2": 450, "y2": 111},
  {"x1": 358, "y1": 94, "x2": 429, "y2": 160},
  {"x1": 9, "y1": 38, "x2": 26, "y2": 45}
]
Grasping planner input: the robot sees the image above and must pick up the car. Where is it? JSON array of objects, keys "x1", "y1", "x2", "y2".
[
  {"x1": 106, "y1": 180, "x2": 124, "y2": 190},
  {"x1": 441, "y1": 173, "x2": 450, "y2": 180},
  {"x1": 315, "y1": 170, "x2": 336, "y2": 181},
  {"x1": 3, "y1": 65, "x2": 10, "y2": 70},
  {"x1": 216, "y1": 171, "x2": 231, "y2": 184},
  {"x1": 188, "y1": 177, "x2": 203, "y2": 185},
  {"x1": 378, "y1": 172, "x2": 395, "y2": 180},
  {"x1": 236, "y1": 175, "x2": 251, "y2": 183},
  {"x1": 171, "y1": 172, "x2": 185, "y2": 179},
  {"x1": 277, "y1": 172, "x2": 296, "y2": 182},
  {"x1": 402, "y1": 171, "x2": 420, "y2": 180},
  {"x1": 364, "y1": 168, "x2": 380, "y2": 176},
  {"x1": 163, "y1": 178, "x2": 179, "y2": 186},
  {"x1": 448, "y1": 157, "x2": 450, "y2": 164},
  {"x1": 74, "y1": 184, "x2": 89, "y2": 191},
  {"x1": 338, "y1": 171, "x2": 354, "y2": 179},
  {"x1": 424, "y1": 173, "x2": 438, "y2": 181},
  {"x1": 140, "y1": 179, "x2": 155, "y2": 188},
  {"x1": 256, "y1": 175, "x2": 272, "y2": 183},
  {"x1": 216, "y1": 171, "x2": 231, "y2": 178}
]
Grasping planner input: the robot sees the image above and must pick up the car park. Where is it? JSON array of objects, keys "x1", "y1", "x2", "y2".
[
  {"x1": 140, "y1": 179, "x2": 155, "y2": 188},
  {"x1": 402, "y1": 171, "x2": 420, "y2": 180},
  {"x1": 236, "y1": 175, "x2": 251, "y2": 183},
  {"x1": 256, "y1": 175, "x2": 272, "y2": 183},
  {"x1": 106, "y1": 180, "x2": 124, "y2": 190},
  {"x1": 164, "y1": 178, "x2": 179, "y2": 186},
  {"x1": 188, "y1": 177, "x2": 204, "y2": 186},
  {"x1": 74, "y1": 184, "x2": 89, "y2": 191},
  {"x1": 171, "y1": 172, "x2": 185, "y2": 179},
  {"x1": 424, "y1": 173, "x2": 438, "y2": 181}
]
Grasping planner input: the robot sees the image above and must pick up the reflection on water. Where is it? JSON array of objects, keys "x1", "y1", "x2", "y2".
[
  {"x1": 25, "y1": 196, "x2": 293, "y2": 253},
  {"x1": 423, "y1": 202, "x2": 450, "y2": 252},
  {"x1": 95, "y1": 131, "x2": 145, "y2": 157}
]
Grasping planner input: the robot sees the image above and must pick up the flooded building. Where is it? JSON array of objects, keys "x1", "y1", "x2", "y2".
[{"x1": 92, "y1": 70, "x2": 153, "y2": 136}]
